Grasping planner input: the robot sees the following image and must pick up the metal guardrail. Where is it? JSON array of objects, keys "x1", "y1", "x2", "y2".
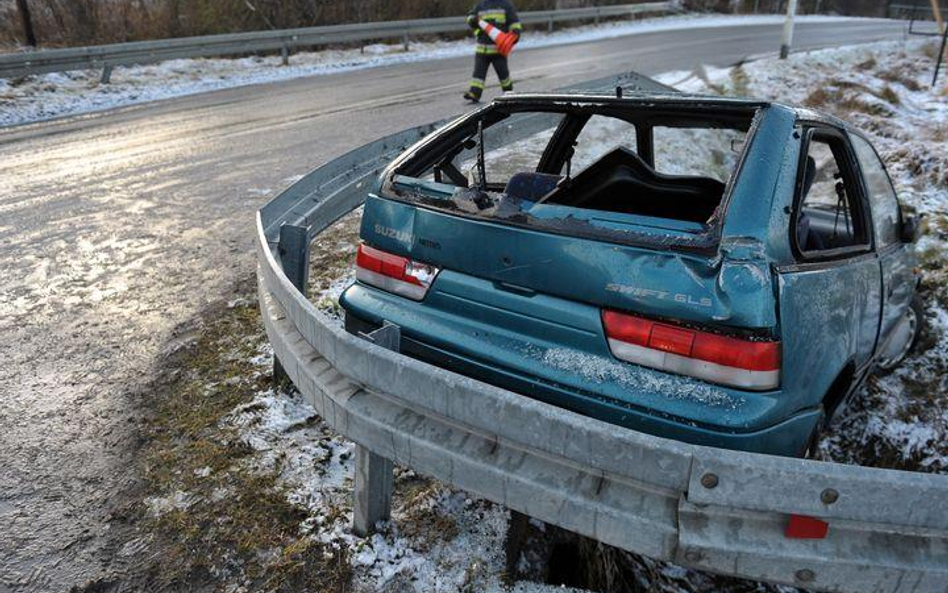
[
  {"x1": 889, "y1": 2, "x2": 947, "y2": 19},
  {"x1": 893, "y1": 0, "x2": 948, "y2": 85},
  {"x1": 255, "y1": 72, "x2": 948, "y2": 592},
  {"x1": 0, "y1": 2, "x2": 675, "y2": 81}
]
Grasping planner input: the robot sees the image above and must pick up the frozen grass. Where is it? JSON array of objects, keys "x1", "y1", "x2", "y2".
[
  {"x1": 138, "y1": 291, "x2": 352, "y2": 592},
  {"x1": 0, "y1": 14, "x2": 869, "y2": 128}
]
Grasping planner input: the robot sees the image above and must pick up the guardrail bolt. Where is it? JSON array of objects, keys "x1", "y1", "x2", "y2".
[
  {"x1": 795, "y1": 569, "x2": 816, "y2": 583},
  {"x1": 700, "y1": 473, "x2": 719, "y2": 489},
  {"x1": 684, "y1": 550, "x2": 703, "y2": 563},
  {"x1": 820, "y1": 488, "x2": 839, "y2": 505}
]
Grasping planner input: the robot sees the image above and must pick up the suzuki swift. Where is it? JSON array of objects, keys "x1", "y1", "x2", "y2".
[{"x1": 340, "y1": 92, "x2": 922, "y2": 457}]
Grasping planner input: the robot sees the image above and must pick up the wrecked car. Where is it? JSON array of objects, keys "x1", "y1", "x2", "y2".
[{"x1": 339, "y1": 92, "x2": 922, "y2": 457}]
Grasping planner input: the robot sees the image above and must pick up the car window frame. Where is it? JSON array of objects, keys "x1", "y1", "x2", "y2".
[
  {"x1": 383, "y1": 98, "x2": 766, "y2": 256},
  {"x1": 849, "y1": 131, "x2": 904, "y2": 251},
  {"x1": 790, "y1": 124, "x2": 875, "y2": 263}
]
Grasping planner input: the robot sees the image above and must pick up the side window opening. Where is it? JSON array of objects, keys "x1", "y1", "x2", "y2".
[
  {"x1": 417, "y1": 111, "x2": 566, "y2": 188},
  {"x1": 794, "y1": 131, "x2": 870, "y2": 257},
  {"x1": 458, "y1": 112, "x2": 565, "y2": 188},
  {"x1": 653, "y1": 126, "x2": 746, "y2": 184},
  {"x1": 851, "y1": 134, "x2": 901, "y2": 248},
  {"x1": 566, "y1": 115, "x2": 638, "y2": 175},
  {"x1": 538, "y1": 118, "x2": 746, "y2": 224}
]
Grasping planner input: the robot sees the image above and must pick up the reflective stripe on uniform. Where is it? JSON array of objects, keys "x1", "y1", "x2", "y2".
[
  {"x1": 470, "y1": 79, "x2": 486, "y2": 89},
  {"x1": 510, "y1": 22, "x2": 523, "y2": 30},
  {"x1": 478, "y1": 11, "x2": 507, "y2": 22},
  {"x1": 500, "y1": 78, "x2": 513, "y2": 88},
  {"x1": 475, "y1": 44, "x2": 500, "y2": 54}
]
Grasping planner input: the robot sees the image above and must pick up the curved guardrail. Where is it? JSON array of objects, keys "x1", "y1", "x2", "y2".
[{"x1": 255, "y1": 72, "x2": 948, "y2": 592}]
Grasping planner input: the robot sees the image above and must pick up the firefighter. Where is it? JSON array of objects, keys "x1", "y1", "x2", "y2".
[{"x1": 463, "y1": 0, "x2": 522, "y2": 103}]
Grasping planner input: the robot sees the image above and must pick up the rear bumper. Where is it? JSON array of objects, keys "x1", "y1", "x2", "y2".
[{"x1": 343, "y1": 290, "x2": 819, "y2": 457}]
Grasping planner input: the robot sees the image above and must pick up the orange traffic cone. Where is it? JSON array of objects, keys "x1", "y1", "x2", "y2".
[{"x1": 478, "y1": 20, "x2": 518, "y2": 57}]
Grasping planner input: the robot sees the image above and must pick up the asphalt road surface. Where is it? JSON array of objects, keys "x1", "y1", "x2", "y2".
[{"x1": 0, "y1": 18, "x2": 906, "y2": 592}]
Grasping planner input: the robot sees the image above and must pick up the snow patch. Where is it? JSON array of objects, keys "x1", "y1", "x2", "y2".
[{"x1": 540, "y1": 347, "x2": 744, "y2": 410}]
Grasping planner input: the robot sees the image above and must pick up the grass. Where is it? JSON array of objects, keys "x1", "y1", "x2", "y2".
[
  {"x1": 816, "y1": 239, "x2": 948, "y2": 474},
  {"x1": 137, "y1": 281, "x2": 351, "y2": 592},
  {"x1": 727, "y1": 63, "x2": 750, "y2": 97},
  {"x1": 803, "y1": 81, "x2": 898, "y2": 119},
  {"x1": 308, "y1": 211, "x2": 361, "y2": 318}
]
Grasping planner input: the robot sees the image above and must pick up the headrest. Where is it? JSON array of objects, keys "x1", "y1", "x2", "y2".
[
  {"x1": 802, "y1": 156, "x2": 817, "y2": 199},
  {"x1": 504, "y1": 172, "x2": 563, "y2": 202}
]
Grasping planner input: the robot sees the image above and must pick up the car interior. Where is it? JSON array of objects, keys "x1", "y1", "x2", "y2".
[
  {"x1": 511, "y1": 148, "x2": 725, "y2": 224},
  {"x1": 394, "y1": 103, "x2": 757, "y2": 229},
  {"x1": 795, "y1": 136, "x2": 866, "y2": 255}
]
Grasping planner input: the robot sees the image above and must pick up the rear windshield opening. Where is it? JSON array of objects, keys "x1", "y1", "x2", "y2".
[{"x1": 388, "y1": 100, "x2": 758, "y2": 246}]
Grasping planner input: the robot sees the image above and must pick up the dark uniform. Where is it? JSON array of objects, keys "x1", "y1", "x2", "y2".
[{"x1": 464, "y1": 0, "x2": 522, "y2": 102}]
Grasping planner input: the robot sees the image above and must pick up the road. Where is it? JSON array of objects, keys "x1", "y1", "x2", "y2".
[{"x1": 0, "y1": 18, "x2": 906, "y2": 592}]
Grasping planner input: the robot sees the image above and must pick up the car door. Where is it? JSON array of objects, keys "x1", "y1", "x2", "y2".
[
  {"x1": 776, "y1": 125, "x2": 882, "y2": 410},
  {"x1": 850, "y1": 133, "x2": 914, "y2": 346}
]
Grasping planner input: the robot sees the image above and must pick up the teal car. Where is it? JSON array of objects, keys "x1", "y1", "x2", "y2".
[{"x1": 340, "y1": 93, "x2": 922, "y2": 457}]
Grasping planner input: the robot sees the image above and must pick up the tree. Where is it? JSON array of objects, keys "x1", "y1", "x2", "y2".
[{"x1": 15, "y1": 0, "x2": 37, "y2": 47}]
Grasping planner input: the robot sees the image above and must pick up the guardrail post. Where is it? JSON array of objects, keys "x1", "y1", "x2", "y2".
[
  {"x1": 352, "y1": 322, "x2": 400, "y2": 536},
  {"x1": 274, "y1": 223, "x2": 309, "y2": 385},
  {"x1": 402, "y1": 32, "x2": 410, "y2": 52},
  {"x1": 548, "y1": 15, "x2": 555, "y2": 32},
  {"x1": 353, "y1": 446, "x2": 394, "y2": 536},
  {"x1": 935, "y1": 22, "x2": 948, "y2": 86},
  {"x1": 280, "y1": 44, "x2": 289, "y2": 66},
  {"x1": 101, "y1": 65, "x2": 113, "y2": 84}
]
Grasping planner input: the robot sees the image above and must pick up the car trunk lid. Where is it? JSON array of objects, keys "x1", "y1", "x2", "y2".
[{"x1": 361, "y1": 193, "x2": 777, "y2": 331}]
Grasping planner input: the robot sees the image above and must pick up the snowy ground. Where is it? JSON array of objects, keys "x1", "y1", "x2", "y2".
[
  {"x1": 137, "y1": 37, "x2": 948, "y2": 593},
  {"x1": 0, "y1": 14, "x2": 869, "y2": 128}
]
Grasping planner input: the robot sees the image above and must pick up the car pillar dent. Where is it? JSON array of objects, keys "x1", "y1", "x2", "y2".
[
  {"x1": 720, "y1": 106, "x2": 799, "y2": 246},
  {"x1": 716, "y1": 237, "x2": 777, "y2": 328},
  {"x1": 714, "y1": 106, "x2": 801, "y2": 330}
]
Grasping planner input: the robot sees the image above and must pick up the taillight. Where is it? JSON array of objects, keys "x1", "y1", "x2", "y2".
[
  {"x1": 602, "y1": 310, "x2": 780, "y2": 391},
  {"x1": 356, "y1": 244, "x2": 440, "y2": 301}
]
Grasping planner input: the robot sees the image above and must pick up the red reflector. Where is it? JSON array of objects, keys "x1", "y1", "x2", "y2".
[
  {"x1": 785, "y1": 514, "x2": 829, "y2": 539},
  {"x1": 648, "y1": 324, "x2": 695, "y2": 356}
]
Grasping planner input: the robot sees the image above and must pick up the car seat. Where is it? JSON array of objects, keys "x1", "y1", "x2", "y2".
[{"x1": 797, "y1": 156, "x2": 825, "y2": 251}]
